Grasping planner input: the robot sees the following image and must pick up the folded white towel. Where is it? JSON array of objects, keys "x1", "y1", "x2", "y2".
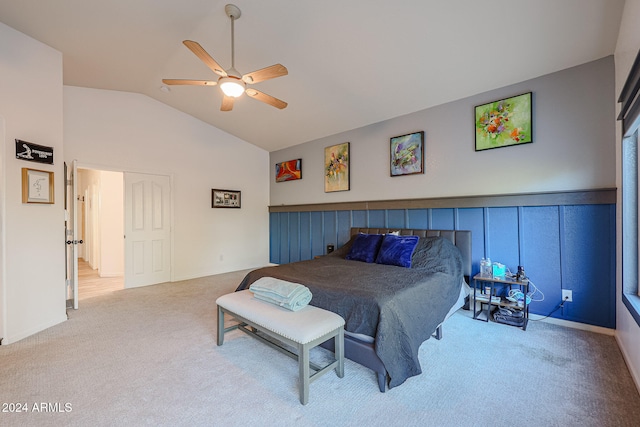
[
  {"x1": 249, "y1": 277, "x2": 312, "y2": 311},
  {"x1": 249, "y1": 276, "x2": 306, "y2": 299}
]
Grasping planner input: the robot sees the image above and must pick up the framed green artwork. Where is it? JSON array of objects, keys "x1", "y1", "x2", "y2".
[{"x1": 475, "y1": 92, "x2": 532, "y2": 151}]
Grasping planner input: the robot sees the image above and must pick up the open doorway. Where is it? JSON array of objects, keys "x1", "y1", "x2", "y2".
[{"x1": 76, "y1": 168, "x2": 125, "y2": 300}]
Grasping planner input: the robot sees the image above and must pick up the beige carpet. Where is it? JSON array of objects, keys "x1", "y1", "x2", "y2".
[{"x1": 1, "y1": 269, "x2": 639, "y2": 427}]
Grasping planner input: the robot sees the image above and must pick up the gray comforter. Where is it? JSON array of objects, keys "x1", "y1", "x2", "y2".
[{"x1": 236, "y1": 236, "x2": 464, "y2": 388}]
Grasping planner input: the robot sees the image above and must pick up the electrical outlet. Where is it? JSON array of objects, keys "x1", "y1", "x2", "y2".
[{"x1": 562, "y1": 289, "x2": 573, "y2": 302}]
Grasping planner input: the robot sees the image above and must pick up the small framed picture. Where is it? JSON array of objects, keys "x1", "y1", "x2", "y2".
[
  {"x1": 390, "y1": 131, "x2": 424, "y2": 176},
  {"x1": 212, "y1": 189, "x2": 241, "y2": 208},
  {"x1": 275, "y1": 159, "x2": 302, "y2": 182},
  {"x1": 22, "y1": 168, "x2": 54, "y2": 204}
]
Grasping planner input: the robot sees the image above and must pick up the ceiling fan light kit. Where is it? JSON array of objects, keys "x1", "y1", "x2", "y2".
[
  {"x1": 219, "y1": 76, "x2": 245, "y2": 97},
  {"x1": 162, "y1": 3, "x2": 288, "y2": 111}
]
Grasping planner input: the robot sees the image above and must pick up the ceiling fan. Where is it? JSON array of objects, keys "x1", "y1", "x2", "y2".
[{"x1": 162, "y1": 4, "x2": 288, "y2": 111}]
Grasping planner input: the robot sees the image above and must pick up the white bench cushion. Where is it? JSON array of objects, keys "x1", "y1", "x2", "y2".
[{"x1": 216, "y1": 290, "x2": 344, "y2": 344}]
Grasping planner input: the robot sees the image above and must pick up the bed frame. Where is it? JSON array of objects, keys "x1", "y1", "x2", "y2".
[{"x1": 320, "y1": 228, "x2": 472, "y2": 392}]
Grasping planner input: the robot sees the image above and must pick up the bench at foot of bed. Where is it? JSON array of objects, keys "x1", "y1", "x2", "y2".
[{"x1": 216, "y1": 290, "x2": 345, "y2": 405}]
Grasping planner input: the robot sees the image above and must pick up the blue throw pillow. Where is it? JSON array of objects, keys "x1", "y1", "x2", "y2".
[
  {"x1": 345, "y1": 233, "x2": 383, "y2": 263},
  {"x1": 375, "y1": 234, "x2": 419, "y2": 268}
]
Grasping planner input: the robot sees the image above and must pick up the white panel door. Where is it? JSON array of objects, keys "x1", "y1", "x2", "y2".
[
  {"x1": 64, "y1": 160, "x2": 79, "y2": 309},
  {"x1": 124, "y1": 173, "x2": 171, "y2": 288}
]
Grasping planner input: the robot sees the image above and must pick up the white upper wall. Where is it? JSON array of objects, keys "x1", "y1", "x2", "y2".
[
  {"x1": 0, "y1": 22, "x2": 66, "y2": 344},
  {"x1": 270, "y1": 57, "x2": 615, "y2": 205},
  {"x1": 63, "y1": 87, "x2": 270, "y2": 281}
]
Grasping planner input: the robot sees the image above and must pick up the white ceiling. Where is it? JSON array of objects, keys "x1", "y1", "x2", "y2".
[{"x1": 0, "y1": 0, "x2": 625, "y2": 152}]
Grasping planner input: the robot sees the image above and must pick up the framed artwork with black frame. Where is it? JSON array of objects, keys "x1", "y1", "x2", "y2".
[
  {"x1": 475, "y1": 92, "x2": 532, "y2": 151},
  {"x1": 390, "y1": 131, "x2": 424, "y2": 176},
  {"x1": 212, "y1": 189, "x2": 241, "y2": 208},
  {"x1": 275, "y1": 159, "x2": 302, "y2": 182}
]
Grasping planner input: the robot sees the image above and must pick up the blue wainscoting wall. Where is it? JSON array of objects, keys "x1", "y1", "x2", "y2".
[{"x1": 269, "y1": 197, "x2": 616, "y2": 329}]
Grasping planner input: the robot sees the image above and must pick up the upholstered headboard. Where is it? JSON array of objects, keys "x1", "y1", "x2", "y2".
[{"x1": 350, "y1": 228, "x2": 472, "y2": 280}]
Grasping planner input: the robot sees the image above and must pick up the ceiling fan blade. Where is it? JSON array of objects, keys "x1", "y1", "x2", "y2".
[
  {"x1": 245, "y1": 88, "x2": 287, "y2": 109},
  {"x1": 242, "y1": 64, "x2": 288, "y2": 84},
  {"x1": 183, "y1": 40, "x2": 227, "y2": 77},
  {"x1": 162, "y1": 79, "x2": 217, "y2": 86},
  {"x1": 221, "y1": 95, "x2": 234, "y2": 111}
]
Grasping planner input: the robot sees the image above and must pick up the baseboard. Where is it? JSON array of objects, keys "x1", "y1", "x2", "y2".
[
  {"x1": 464, "y1": 301, "x2": 615, "y2": 335},
  {"x1": 98, "y1": 272, "x2": 123, "y2": 278},
  {"x1": 2, "y1": 314, "x2": 67, "y2": 345},
  {"x1": 615, "y1": 333, "x2": 640, "y2": 394},
  {"x1": 172, "y1": 264, "x2": 279, "y2": 282},
  {"x1": 529, "y1": 314, "x2": 615, "y2": 336}
]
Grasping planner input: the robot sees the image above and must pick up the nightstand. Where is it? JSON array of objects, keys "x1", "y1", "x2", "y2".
[{"x1": 472, "y1": 273, "x2": 530, "y2": 330}]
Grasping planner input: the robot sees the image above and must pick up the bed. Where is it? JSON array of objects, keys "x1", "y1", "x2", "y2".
[{"x1": 236, "y1": 227, "x2": 472, "y2": 391}]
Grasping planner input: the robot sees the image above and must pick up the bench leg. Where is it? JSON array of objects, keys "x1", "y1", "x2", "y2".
[
  {"x1": 335, "y1": 328, "x2": 344, "y2": 378},
  {"x1": 299, "y1": 343, "x2": 310, "y2": 405},
  {"x1": 217, "y1": 305, "x2": 225, "y2": 346}
]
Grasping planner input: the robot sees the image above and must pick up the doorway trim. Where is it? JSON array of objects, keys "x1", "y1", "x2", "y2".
[{"x1": 0, "y1": 116, "x2": 6, "y2": 342}]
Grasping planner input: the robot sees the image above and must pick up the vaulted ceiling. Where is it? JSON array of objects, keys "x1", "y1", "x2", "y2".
[{"x1": 0, "y1": 0, "x2": 625, "y2": 151}]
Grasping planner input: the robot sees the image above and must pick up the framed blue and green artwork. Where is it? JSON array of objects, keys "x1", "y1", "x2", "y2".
[
  {"x1": 390, "y1": 131, "x2": 424, "y2": 177},
  {"x1": 475, "y1": 92, "x2": 532, "y2": 151}
]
